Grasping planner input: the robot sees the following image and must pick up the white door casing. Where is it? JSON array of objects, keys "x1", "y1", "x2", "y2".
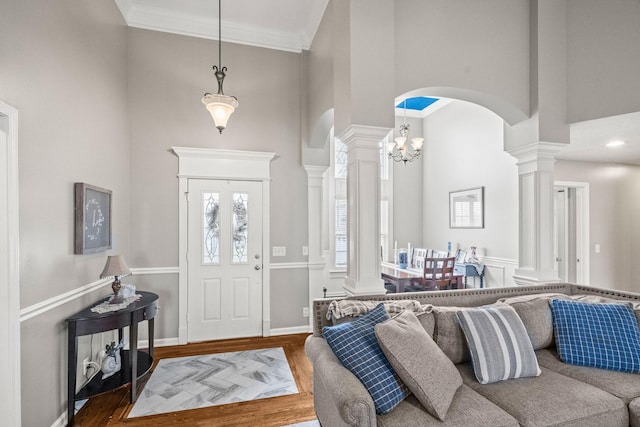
[
  {"x1": 172, "y1": 147, "x2": 275, "y2": 344},
  {"x1": 187, "y1": 179, "x2": 263, "y2": 341},
  {"x1": 554, "y1": 181, "x2": 590, "y2": 285},
  {"x1": 0, "y1": 101, "x2": 21, "y2": 426}
]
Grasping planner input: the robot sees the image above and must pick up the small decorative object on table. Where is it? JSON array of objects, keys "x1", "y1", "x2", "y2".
[
  {"x1": 101, "y1": 340, "x2": 124, "y2": 379},
  {"x1": 100, "y1": 255, "x2": 132, "y2": 303},
  {"x1": 398, "y1": 250, "x2": 408, "y2": 269}
]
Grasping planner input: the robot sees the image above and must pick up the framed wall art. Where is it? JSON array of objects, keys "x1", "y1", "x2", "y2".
[
  {"x1": 74, "y1": 183, "x2": 112, "y2": 254},
  {"x1": 449, "y1": 187, "x2": 484, "y2": 229}
]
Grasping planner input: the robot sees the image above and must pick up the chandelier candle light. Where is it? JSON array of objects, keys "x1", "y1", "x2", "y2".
[
  {"x1": 387, "y1": 99, "x2": 424, "y2": 164},
  {"x1": 202, "y1": 0, "x2": 238, "y2": 133}
]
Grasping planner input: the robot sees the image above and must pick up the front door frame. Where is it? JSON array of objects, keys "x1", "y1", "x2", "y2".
[
  {"x1": 0, "y1": 101, "x2": 21, "y2": 426},
  {"x1": 172, "y1": 147, "x2": 275, "y2": 344}
]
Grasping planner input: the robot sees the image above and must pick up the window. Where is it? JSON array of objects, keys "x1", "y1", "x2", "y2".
[{"x1": 329, "y1": 133, "x2": 392, "y2": 269}]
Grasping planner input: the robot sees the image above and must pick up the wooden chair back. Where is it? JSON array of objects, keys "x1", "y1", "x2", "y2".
[{"x1": 418, "y1": 256, "x2": 456, "y2": 290}]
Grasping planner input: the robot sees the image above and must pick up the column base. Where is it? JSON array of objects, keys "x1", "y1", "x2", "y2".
[
  {"x1": 513, "y1": 268, "x2": 560, "y2": 286},
  {"x1": 343, "y1": 277, "x2": 387, "y2": 296}
]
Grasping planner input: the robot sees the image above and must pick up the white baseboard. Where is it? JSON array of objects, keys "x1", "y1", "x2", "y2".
[{"x1": 269, "y1": 325, "x2": 311, "y2": 336}]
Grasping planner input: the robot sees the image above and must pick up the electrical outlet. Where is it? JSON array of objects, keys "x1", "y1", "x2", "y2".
[
  {"x1": 83, "y1": 357, "x2": 90, "y2": 376},
  {"x1": 302, "y1": 246, "x2": 308, "y2": 256},
  {"x1": 303, "y1": 307, "x2": 309, "y2": 318}
]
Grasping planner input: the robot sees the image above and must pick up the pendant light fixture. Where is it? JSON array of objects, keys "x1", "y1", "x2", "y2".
[
  {"x1": 202, "y1": 0, "x2": 238, "y2": 133},
  {"x1": 387, "y1": 99, "x2": 424, "y2": 165}
]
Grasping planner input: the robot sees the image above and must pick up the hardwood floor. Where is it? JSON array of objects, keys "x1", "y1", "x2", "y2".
[{"x1": 73, "y1": 334, "x2": 316, "y2": 427}]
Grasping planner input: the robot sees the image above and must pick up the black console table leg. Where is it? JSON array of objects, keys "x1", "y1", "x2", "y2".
[
  {"x1": 130, "y1": 317, "x2": 139, "y2": 403},
  {"x1": 67, "y1": 325, "x2": 77, "y2": 426}
]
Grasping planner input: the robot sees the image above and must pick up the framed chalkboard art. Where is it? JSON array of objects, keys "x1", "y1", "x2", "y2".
[{"x1": 74, "y1": 183, "x2": 112, "y2": 254}]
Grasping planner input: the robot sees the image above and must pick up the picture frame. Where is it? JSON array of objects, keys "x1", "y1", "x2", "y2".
[
  {"x1": 449, "y1": 187, "x2": 484, "y2": 229},
  {"x1": 74, "y1": 183, "x2": 112, "y2": 254}
]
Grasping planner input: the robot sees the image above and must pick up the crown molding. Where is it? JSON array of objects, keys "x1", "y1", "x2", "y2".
[{"x1": 115, "y1": 0, "x2": 328, "y2": 52}]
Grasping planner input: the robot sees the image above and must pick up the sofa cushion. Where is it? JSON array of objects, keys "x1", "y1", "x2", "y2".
[
  {"x1": 458, "y1": 364, "x2": 628, "y2": 427},
  {"x1": 537, "y1": 348, "x2": 640, "y2": 404},
  {"x1": 377, "y1": 385, "x2": 518, "y2": 427},
  {"x1": 457, "y1": 305, "x2": 541, "y2": 384},
  {"x1": 433, "y1": 306, "x2": 471, "y2": 364},
  {"x1": 322, "y1": 303, "x2": 409, "y2": 414},
  {"x1": 630, "y1": 397, "x2": 640, "y2": 427},
  {"x1": 497, "y1": 292, "x2": 571, "y2": 350},
  {"x1": 375, "y1": 310, "x2": 462, "y2": 420},
  {"x1": 550, "y1": 299, "x2": 640, "y2": 373}
]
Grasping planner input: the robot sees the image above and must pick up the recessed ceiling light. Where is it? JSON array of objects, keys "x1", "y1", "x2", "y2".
[{"x1": 606, "y1": 140, "x2": 625, "y2": 148}]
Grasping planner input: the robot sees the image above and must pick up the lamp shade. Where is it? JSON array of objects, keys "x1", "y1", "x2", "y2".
[
  {"x1": 202, "y1": 93, "x2": 239, "y2": 133},
  {"x1": 100, "y1": 255, "x2": 131, "y2": 279}
]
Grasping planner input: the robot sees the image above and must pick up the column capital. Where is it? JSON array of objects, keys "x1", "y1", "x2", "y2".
[
  {"x1": 507, "y1": 141, "x2": 565, "y2": 169},
  {"x1": 337, "y1": 124, "x2": 392, "y2": 147},
  {"x1": 303, "y1": 165, "x2": 328, "y2": 180}
]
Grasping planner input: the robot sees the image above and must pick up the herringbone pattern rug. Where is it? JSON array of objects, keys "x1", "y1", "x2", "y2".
[{"x1": 128, "y1": 347, "x2": 298, "y2": 418}]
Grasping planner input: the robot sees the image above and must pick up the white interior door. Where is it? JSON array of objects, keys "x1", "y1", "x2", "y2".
[
  {"x1": 554, "y1": 187, "x2": 567, "y2": 281},
  {"x1": 187, "y1": 179, "x2": 263, "y2": 342}
]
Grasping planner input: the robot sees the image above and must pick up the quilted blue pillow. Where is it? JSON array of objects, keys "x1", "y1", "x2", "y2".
[
  {"x1": 322, "y1": 303, "x2": 409, "y2": 414},
  {"x1": 550, "y1": 299, "x2": 640, "y2": 373}
]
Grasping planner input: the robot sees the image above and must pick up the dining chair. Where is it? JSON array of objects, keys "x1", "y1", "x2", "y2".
[{"x1": 410, "y1": 256, "x2": 457, "y2": 291}]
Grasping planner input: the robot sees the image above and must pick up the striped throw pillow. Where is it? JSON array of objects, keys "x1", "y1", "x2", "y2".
[
  {"x1": 457, "y1": 305, "x2": 541, "y2": 384},
  {"x1": 550, "y1": 299, "x2": 640, "y2": 373}
]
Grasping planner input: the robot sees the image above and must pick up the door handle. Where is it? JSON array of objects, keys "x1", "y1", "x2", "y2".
[
  {"x1": 555, "y1": 257, "x2": 562, "y2": 262},
  {"x1": 254, "y1": 265, "x2": 261, "y2": 270}
]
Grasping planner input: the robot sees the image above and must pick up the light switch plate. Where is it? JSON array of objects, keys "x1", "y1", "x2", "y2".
[{"x1": 272, "y1": 246, "x2": 286, "y2": 257}]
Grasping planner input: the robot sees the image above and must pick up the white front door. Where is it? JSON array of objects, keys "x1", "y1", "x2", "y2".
[{"x1": 187, "y1": 179, "x2": 263, "y2": 342}]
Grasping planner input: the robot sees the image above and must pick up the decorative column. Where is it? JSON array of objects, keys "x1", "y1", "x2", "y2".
[
  {"x1": 339, "y1": 125, "x2": 389, "y2": 295},
  {"x1": 304, "y1": 165, "x2": 328, "y2": 327},
  {"x1": 508, "y1": 142, "x2": 564, "y2": 285}
]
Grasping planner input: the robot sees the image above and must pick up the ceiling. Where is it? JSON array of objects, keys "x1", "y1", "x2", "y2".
[{"x1": 115, "y1": 0, "x2": 639, "y2": 167}]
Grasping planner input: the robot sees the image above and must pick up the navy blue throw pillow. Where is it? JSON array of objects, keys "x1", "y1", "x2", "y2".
[
  {"x1": 550, "y1": 299, "x2": 640, "y2": 373},
  {"x1": 322, "y1": 303, "x2": 409, "y2": 414}
]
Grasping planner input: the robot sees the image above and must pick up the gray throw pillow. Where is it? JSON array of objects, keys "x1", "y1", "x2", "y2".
[
  {"x1": 457, "y1": 305, "x2": 541, "y2": 384},
  {"x1": 375, "y1": 310, "x2": 462, "y2": 421}
]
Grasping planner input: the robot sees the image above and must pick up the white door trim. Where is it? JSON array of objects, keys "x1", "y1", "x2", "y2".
[
  {"x1": 555, "y1": 180, "x2": 590, "y2": 285},
  {"x1": 0, "y1": 100, "x2": 21, "y2": 426},
  {"x1": 172, "y1": 147, "x2": 276, "y2": 344}
]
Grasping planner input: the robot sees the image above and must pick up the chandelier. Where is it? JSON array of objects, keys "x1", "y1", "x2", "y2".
[
  {"x1": 202, "y1": 0, "x2": 238, "y2": 134},
  {"x1": 387, "y1": 99, "x2": 424, "y2": 164}
]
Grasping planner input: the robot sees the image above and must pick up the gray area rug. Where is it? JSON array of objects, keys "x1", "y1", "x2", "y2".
[{"x1": 129, "y1": 347, "x2": 298, "y2": 418}]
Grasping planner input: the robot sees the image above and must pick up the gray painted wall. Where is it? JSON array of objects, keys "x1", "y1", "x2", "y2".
[
  {"x1": 127, "y1": 28, "x2": 310, "y2": 331},
  {"x1": 422, "y1": 100, "x2": 519, "y2": 259},
  {"x1": 566, "y1": 0, "x2": 640, "y2": 122},
  {"x1": 554, "y1": 160, "x2": 640, "y2": 291},
  {"x1": 0, "y1": 1, "x2": 129, "y2": 425}
]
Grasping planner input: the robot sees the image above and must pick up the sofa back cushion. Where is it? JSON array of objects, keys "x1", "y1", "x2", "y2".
[
  {"x1": 433, "y1": 306, "x2": 471, "y2": 364},
  {"x1": 497, "y1": 293, "x2": 571, "y2": 350}
]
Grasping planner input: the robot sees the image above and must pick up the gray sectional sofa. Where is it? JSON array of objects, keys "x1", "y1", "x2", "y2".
[{"x1": 305, "y1": 283, "x2": 640, "y2": 426}]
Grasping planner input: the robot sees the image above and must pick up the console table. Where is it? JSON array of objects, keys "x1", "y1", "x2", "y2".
[{"x1": 66, "y1": 291, "x2": 158, "y2": 426}]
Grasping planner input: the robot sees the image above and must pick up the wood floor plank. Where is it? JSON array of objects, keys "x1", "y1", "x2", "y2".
[{"x1": 73, "y1": 334, "x2": 315, "y2": 427}]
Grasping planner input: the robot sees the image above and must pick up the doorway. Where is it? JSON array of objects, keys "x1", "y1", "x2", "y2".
[
  {"x1": 187, "y1": 179, "x2": 263, "y2": 342},
  {"x1": 173, "y1": 147, "x2": 275, "y2": 344},
  {"x1": 554, "y1": 181, "x2": 590, "y2": 284}
]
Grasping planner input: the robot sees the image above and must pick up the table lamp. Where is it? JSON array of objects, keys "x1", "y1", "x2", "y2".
[{"x1": 100, "y1": 255, "x2": 132, "y2": 300}]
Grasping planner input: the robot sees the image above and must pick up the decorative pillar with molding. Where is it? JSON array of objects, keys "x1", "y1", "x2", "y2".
[
  {"x1": 304, "y1": 165, "x2": 328, "y2": 326},
  {"x1": 339, "y1": 125, "x2": 389, "y2": 296},
  {"x1": 508, "y1": 142, "x2": 564, "y2": 285}
]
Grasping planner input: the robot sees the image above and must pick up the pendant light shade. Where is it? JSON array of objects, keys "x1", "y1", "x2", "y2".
[{"x1": 202, "y1": 93, "x2": 239, "y2": 133}]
